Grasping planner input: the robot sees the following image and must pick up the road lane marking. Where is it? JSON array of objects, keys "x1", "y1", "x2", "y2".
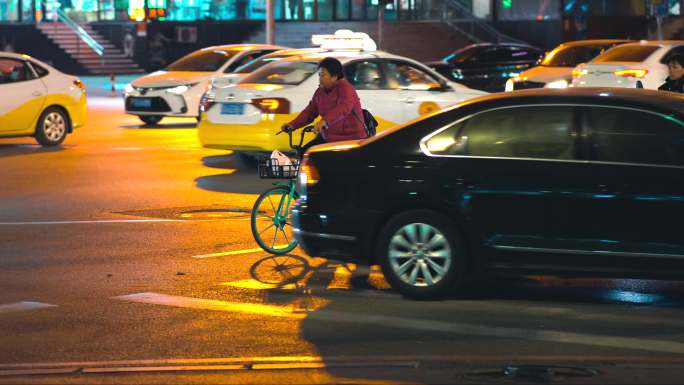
[
  {"x1": 221, "y1": 279, "x2": 299, "y2": 290},
  {"x1": 191, "y1": 246, "x2": 289, "y2": 258},
  {"x1": 0, "y1": 218, "x2": 243, "y2": 225},
  {"x1": 112, "y1": 292, "x2": 311, "y2": 318},
  {"x1": 0, "y1": 302, "x2": 57, "y2": 314},
  {"x1": 5, "y1": 354, "x2": 684, "y2": 371},
  {"x1": 309, "y1": 310, "x2": 684, "y2": 355}
]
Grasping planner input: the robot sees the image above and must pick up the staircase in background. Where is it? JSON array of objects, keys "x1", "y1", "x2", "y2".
[{"x1": 37, "y1": 23, "x2": 143, "y2": 75}]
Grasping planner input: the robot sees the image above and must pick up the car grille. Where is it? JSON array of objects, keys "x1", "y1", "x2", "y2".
[
  {"x1": 513, "y1": 81, "x2": 546, "y2": 90},
  {"x1": 125, "y1": 97, "x2": 171, "y2": 112}
]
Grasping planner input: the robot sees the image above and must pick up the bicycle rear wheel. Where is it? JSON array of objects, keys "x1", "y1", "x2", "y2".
[{"x1": 251, "y1": 186, "x2": 299, "y2": 254}]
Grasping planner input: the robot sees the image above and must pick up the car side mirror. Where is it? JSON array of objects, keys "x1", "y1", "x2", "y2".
[{"x1": 429, "y1": 82, "x2": 451, "y2": 92}]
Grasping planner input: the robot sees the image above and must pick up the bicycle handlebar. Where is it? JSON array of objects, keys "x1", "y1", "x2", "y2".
[{"x1": 276, "y1": 125, "x2": 314, "y2": 151}]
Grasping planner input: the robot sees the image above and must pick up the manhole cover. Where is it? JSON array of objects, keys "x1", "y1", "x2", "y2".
[{"x1": 114, "y1": 205, "x2": 251, "y2": 220}]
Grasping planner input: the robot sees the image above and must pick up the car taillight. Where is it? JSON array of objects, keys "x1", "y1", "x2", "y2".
[
  {"x1": 199, "y1": 92, "x2": 216, "y2": 113},
  {"x1": 73, "y1": 79, "x2": 85, "y2": 92},
  {"x1": 614, "y1": 69, "x2": 648, "y2": 78},
  {"x1": 299, "y1": 156, "x2": 319, "y2": 186},
  {"x1": 571, "y1": 68, "x2": 587, "y2": 78},
  {"x1": 251, "y1": 98, "x2": 290, "y2": 114}
]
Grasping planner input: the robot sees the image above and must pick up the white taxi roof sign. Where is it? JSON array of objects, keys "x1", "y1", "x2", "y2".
[{"x1": 311, "y1": 30, "x2": 377, "y2": 52}]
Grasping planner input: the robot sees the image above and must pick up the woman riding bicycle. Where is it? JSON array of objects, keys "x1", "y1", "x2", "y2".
[{"x1": 281, "y1": 57, "x2": 368, "y2": 151}]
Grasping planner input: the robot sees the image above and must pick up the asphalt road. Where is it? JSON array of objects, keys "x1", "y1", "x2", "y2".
[{"x1": 2, "y1": 95, "x2": 684, "y2": 384}]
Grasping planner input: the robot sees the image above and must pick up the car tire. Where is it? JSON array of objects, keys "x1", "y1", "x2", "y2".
[
  {"x1": 35, "y1": 106, "x2": 69, "y2": 147},
  {"x1": 139, "y1": 115, "x2": 162, "y2": 126},
  {"x1": 376, "y1": 210, "x2": 467, "y2": 300}
]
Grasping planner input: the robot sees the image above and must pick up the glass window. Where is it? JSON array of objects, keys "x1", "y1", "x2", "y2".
[
  {"x1": 660, "y1": 46, "x2": 684, "y2": 64},
  {"x1": 0, "y1": 0, "x2": 18, "y2": 20},
  {"x1": 478, "y1": 47, "x2": 539, "y2": 62},
  {"x1": 384, "y1": 61, "x2": 440, "y2": 91},
  {"x1": 335, "y1": 0, "x2": 348, "y2": 19},
  {"x1": 426, "y1": 106, "x2": 575, "y2": 159},
  {"x1": 497, "y1": 0, "x2": 560, "y2": 20},
  {"x1": 586, "y1": 107, "x2": 684, "y2": 166},
  {"x1": 226, "y1": 49, "x2": 276, "y2": 72},
  {"x1": 241, "y1": 60, "x2": 318, "y2": 85},
  {"x1": 166, "y1": 49, "x2": 239, "y2": 72},
  {"x1": 443, "y1": 46, "x2": 481, "y2": 64},
  {"x1": 0, "y1": 59, "x2": 34, "y2": 84},
  {"x1": 345, "y1": 60, "x2": 384, "y2": 90},
  {"x1": 594, "y1": 45, "x2": 659, "y2": 63},
  {"x1": 234, "y1": 52, "x2": 291, "y2": 74},
  {"x1": 28, "y1": 61, "x2": 49, "y2": 78},
  {"x1": 541, "y1": 44, "x2": 615, "y2": 67}
]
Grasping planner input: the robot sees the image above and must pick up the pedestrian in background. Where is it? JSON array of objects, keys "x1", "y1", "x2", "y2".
[{"x1": 658, "y1": 54, "x2": 684, "y2": 93}]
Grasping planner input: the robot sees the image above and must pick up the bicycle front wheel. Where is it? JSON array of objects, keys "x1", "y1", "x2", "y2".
[{"x1": 251, "y1": 186, "x2": 300, "y2": 255}]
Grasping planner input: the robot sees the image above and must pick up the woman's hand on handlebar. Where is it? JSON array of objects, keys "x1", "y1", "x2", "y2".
[{"x1": 277, "y1": 123, "x2": 294, "y2": 135}]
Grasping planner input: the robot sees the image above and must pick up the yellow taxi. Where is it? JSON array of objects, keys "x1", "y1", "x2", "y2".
[
  {"x1": 0, "y1": 52, "x2": 86, "y2": 146},
  {"x1": 197, "y1": 31, "x2": 486, "y2": 156}
]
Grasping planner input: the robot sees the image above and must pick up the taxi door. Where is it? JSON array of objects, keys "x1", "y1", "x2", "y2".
[
  {"x1": 0, "y1": 57, "x2": 47, "y2": 134},
  {"x1": 382, "y1": 60, "x2": 460, "y2": 122},
  {"x1": 343, "y1": 59, "x2": 403, "y2": 129}
]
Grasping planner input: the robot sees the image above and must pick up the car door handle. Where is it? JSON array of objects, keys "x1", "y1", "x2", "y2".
[
  {"x1": 32, "y1": 91, "x2": 43, "y2": 97},
  {"x1": 403, "y1": 97, "x2": 415, "y2": 104}
]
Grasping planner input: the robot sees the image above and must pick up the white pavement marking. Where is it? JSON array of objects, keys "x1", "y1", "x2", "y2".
[
  {"x1": 112, "y1": 292, "x2": 306, "y2": 318},
  {"x1": 191, "y1": 247, "x2": 287, "y2": 258},
  {"x1": 0, "y1": 302, "x2": 57, "y2": 314},
  {"x1": 309, "y1": 310, "x2": 684, "y2": 355}
]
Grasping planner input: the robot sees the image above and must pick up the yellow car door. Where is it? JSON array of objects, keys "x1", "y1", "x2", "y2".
[{"x1": 0, "y1": 57, "x2": 47, "y2": 134}]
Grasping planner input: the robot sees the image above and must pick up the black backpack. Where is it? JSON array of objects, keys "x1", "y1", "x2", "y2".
[{"x1": 353, "y1": 108, "x2": 378, "y2": 138}]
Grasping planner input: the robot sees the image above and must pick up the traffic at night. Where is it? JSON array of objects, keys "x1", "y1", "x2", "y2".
[{"x1": 2, "y1": 1, "x2": 684, "y2": 384}]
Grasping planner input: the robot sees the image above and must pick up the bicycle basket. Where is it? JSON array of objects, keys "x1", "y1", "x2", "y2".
[{"x1": 258, "y1": 157, "x2": 299, "y2": 179}]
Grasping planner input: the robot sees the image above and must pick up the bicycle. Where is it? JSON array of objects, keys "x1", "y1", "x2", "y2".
[{"x1": 250, "y1": 125, "x2": 314, "y2": 255}]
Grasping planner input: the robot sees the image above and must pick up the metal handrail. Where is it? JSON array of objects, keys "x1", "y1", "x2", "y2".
[
  {"x1": 42, "y1": 0, "x2": 104, "y2": 56},
  {"x1": 442, "y1": 0, "x2": 527, "y2": 45}
]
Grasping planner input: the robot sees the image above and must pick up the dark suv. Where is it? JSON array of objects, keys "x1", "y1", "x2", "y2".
[
  {"x1": 293, "y1": 88, "x2": 684, "y2": 299},
  {"x1": 426, "y1": 43, "x2": 543, "y2": 92}
]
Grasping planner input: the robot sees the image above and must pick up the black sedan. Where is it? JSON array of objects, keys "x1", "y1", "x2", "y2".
[
  {"x1": 293, "y1": 88, "x2": 684, "y2": 299},
  {"x1": 426, "y1": 43, "x2": 544, "y2": 92}
]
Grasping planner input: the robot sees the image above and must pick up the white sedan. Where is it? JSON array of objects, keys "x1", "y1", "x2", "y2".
[
  {"x1": 571, "y1": 40, "x2": 684, "y2": 90},
  {"x1": 197, "y1": 49, "x2": 487, "y2": 155},
  {"x1": 0, "y1": 52, "x2": 86, "y2": 146},
  {"x1": 124, "y1": 44, "x2": 286, "y2": 125}
]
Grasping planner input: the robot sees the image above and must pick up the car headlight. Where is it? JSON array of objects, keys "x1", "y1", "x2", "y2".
[
  {"x1": 505, "y1": 79, "x2": 514, "y2": 92},
  {"x1": 124, "y1": 83, "x2": 134, "y2": 94},
  {"x1": 545, "y1": 79, "x2": 569, "y2": 89},
  {"x1": 166, "y1": 85, "x2": 190, "y2": 94}
]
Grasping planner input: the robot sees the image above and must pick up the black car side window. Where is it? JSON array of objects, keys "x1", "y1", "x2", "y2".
[
  {"x1": 586, "y1": 107, "x2": 684, "y2": 166},
  {"x1": 425, "y1": 106, "x2": 575, "y2": 160}
]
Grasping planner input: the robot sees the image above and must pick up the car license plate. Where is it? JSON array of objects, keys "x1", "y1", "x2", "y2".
[
  {"x1": 221, "y1": 103, "x2": 244, "y2": 115},
  {"x1": 131, "y1": 98, "x2": 152, "y2": 108}
]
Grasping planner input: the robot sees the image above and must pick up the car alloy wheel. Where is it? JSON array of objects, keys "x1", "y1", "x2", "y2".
[
  {"x1": 388, "y1": 223, "x2": 452, "y2": 287},
  {"x1": 35, "y1": 107, "x2": 69, "y2": 146},
  {"x1": 43, "y1": 112, "x2": 66, "y2": 142},
  {"x1": 378, "y1": 210, "x2": 467, "y2": 299}
]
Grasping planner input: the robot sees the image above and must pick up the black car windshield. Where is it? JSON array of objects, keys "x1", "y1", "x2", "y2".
[
  {"x1": 167, "y1": 49, "x2": 239, "y2": 72},
  {"x1": 541, "y1": 45, "x2": 613, "y2": 67},
  {"x1": 443, "y1": 46, "x2": 480, "y2": 64},
  {"x1": 593, "y1": 45, "x2": 660, "y2": 63},
  {"x1": 234, "y1": 54, "x2": 291, "y2": 74},
  {"x1": 241, "y1": 60, "x2": 319, "y2": 85}
]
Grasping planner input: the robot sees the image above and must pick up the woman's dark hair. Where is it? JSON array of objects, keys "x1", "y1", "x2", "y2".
[
  {"x1": 667, "y1": 54, "x2": 684, "y2": 67},
  {"x1": 318, "y1": 57, "x2": 344, "y2": 79}
]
